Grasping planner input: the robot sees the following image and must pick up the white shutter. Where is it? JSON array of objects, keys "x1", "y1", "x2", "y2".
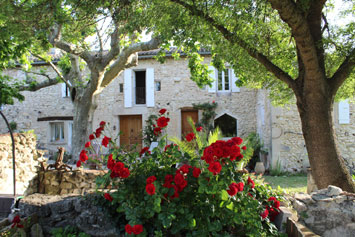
[
  {"x1": 124, "y1": 69, "x2": 132, "y2": 108},
  {"x1": 231, "y1": 69, "x2": 240, "y2": 92},
  {"x1": 338, "y1": 100, "x2": 350, "y2": 124},
  {"x1": 61, "y1": 83, "x2": 66, "y2": 97},
  {"x1": 208, "y1": 66, "x2": 216, "y2": 93},
  {"x1": 146, "y1": 68, "x2": 155, "y2": 107},
  {"x1": 68, "y1": 122, "x2": 73, "y2": 147}
]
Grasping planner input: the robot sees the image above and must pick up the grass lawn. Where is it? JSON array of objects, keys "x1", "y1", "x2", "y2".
[{"x1": 262, "y1": 174, "x2": 307, "y2": 194}]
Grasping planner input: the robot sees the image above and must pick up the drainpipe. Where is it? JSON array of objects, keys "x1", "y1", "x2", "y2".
[{"x1": 0, "y1": 110, "x2": 16, "y2": 196}]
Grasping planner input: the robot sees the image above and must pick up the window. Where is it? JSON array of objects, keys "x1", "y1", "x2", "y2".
[
  {"x1": 135, "y1": 71, "x2": 146, "y2": 104},
  {"x1": 155, "y1": 81, "x2": 161, "y2": 91},
  {"x1": 50, "y1": 122, "x2": 65, "y2": 142},
  {"x1": 217, "y1": 69, "x2": 230, "y2": 92},
  {"x1": 214, "y1": 114, "x2": 237, "y2": 137},
  {"x1": 119, "y1": 83, "x2": 124, "y2": 93},
  {"x1": 61, "y1": 83, "x2": 71, "y2": 98}
]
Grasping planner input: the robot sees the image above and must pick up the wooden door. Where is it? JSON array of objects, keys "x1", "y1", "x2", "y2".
[
  {"x1": 119, "y1": 115, "x2": 142, "y2": 151},
  {"x1": 181, "y1": 110, "x2": 198, "y2": 137}
]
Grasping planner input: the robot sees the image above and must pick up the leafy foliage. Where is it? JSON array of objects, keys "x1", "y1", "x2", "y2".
[
  {"x1": 0, "y1": 74, "x2": 24, "y2": 106},
  {"x1": 192, "y1": 101, "x2": 218, "y2": 134}
]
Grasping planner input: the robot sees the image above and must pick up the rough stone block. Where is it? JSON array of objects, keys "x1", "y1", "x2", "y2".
[
  {"x1": 293, "y1": 199, "x2": 308, "y2": 213},
  {"x1": 326, "y1": 185, "x2": 342, "y2": 196},
  {"x1": 59, "y1": 182, "x2": 72, "y2": 189}
]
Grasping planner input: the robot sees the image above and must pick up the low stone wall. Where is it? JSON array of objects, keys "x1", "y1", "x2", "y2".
[
  {"x1": 18, "y1": 194, "x2": 120, "y2": 236},
  {"x1": 292, "y1": 185, "x2": 355, "y2": 237},
  {"x1": 0, "y1": 133, "x2": 41, "y2": 195},
  {"x1": 37, "y1": 170, "x2": 106, "y2": 195}
]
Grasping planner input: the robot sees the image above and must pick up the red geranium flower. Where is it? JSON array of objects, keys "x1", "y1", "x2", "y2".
[
  {"x1": 120, "y1": 167, "x2": 130, "y2": 178},
  {"x1": 146, "y1": 183, "x2": 156, "y2": 195},
  {"x1": 95, "y1": 127, "x2": 103, "y2": 138},
  {"x1": 153, "y1": 127, "x2": 162, "y2": 136},
  {"x1": 208, "y1": 161, "x2": 222, "y2": 175},
  {"x1": 192, "y1": 167, "x2": 201, "y2": 178},
  {"x1": 89, "y1": 134, "x2": 95, "y2": 140},
  {"x1": 260, "y1": 209, "x2": 269, "y2": 219},
  {"x1": 157, "y1": 116, "x2": 169, "y2": 128},
  {"x1": 185, "y1": 132, "x2": 195, "y2": 142},
  {"x1": 231, "y1": 137, "x2": 243, "y2": 145},
  {"x1": 102, "y1": 136, "x2": 111, "y2": 147},
  {"x1": 125, "y1": 224, "x2": 133, "y2": 234},
  {"x1": 139, "y1": 147, "x2": 150, "y2": 157},
  {"x1": 11, "y1": 215, "x2": 24, "y2": 228},
  {"x1": 196, "y1": 126, "x2": 203, "y2": 132},
  {"x1": 76, "y1": 160, "x2": 81, "y2": 167},
  {"x1": 104, "y1": 193, "x2": 113, "y2": 202},
  {"x1": 268, "y1": 197, "x2": 280, "y2": 208},
  {"x1": 159, "y1": 108, "x2": 167, "y2": 114},
  {"x1": 99, "y1": 121, "x2": 106, "y2": 128},
  {"x1": 242, "y1": 146, "x2": 247, "y2": 150},
  {"x1": 85, "y1": 141, "x2": 91, "y2": 148},
  {"x1": 132, "y1": 224, "x2": 144, "y2": 235},
  {"x1": 247, "y1": 176, "x2": 255, "y2": 188},
  {"x1": 146, "y1": 176, "x2": 157, "y2": 184},
  {"x1": 234, "y1": 182, "x2": 244, "y2": 192},
  {"x1": 79, "y1": 150, "x2": 88, "y2": 162},
  {"x1": 179, "y1": 164, "x2": 191, "y2": 174},
  {"x1": 227, "y1": 183, "x2": 238, "y2": 196}
]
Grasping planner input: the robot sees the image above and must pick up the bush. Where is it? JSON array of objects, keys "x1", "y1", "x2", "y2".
[{"x1": 77, "y1": 110, "x2": 284, "y2": 236}]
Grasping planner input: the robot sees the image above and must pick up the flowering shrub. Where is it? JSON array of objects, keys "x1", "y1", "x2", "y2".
[{"x1": 78, "y1": 110, "x2": 284, "y2": 236}]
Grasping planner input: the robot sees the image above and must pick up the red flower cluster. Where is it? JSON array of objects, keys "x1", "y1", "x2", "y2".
[
  {"x1": 104, "y1": 193, "x2": 113, "y2": 202},
  {"x1": 107, "y1": 154, "x2": 130, "y2": 179},
  {"x1": 247, "y1": 176, "x2": 255, "y2": 189},
  {"x1": 157, "y1": 116, "x2": 170, "y2": 128},
  {"x1": 159, "y1": 108, "x2": 167, "y2": 114},
  {"x1": 125, "y1": 224, "x2": 143, "y2": 235},
  {"x1": 139, "y1": 147, "x2": 151, "y2": 157},
  {"x1": 11, "y1": 215, "x2": 24, "y2": 228},
  {"x1": 265, "y1": 197, "x2": 281, "y2": 221},
  {"x1": 146, "y1": 176, "x2": 157, "y2": 195},
  {"x1": 185, "y1": 132, "x2": 195, "y2": 142},
  {"x1": 208, "y1": 161, "x2": 222, "y2": 175},
  {"x1": 78, "y1": 149, "x2": 88, "y2": 167},
  {"x1": 102, "y1": 136, "x2": 111, "y2": 147},
  {"x1": 99, "y1": 121, "x2": 106, "y2": 128},
  {"x1": 85, "y1": 141, "x2": 91, "y2": 148},
  {"x1": 202, "y1": 138, "x2": 244, "y2": 170},
  {"x1": 196, "y1": 126, "x2": 203, "y2": 132},
  {"x1": 227, "y1": 182, "x2": 244, "y2": 196},
  {"x1": 192, "y1": 167, "x2": 201, "y2": 178},
  {"x1": 153, "y1": 127, "x2": 162, "y2": 136}
]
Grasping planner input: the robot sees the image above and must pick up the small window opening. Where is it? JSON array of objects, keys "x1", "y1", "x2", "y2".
[{"x1": 135, "y1": 71, "x2": 146, "y2": 104}]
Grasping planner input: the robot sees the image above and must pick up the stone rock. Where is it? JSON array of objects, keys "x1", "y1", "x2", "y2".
[
  {"x1": 19, "y1": 194, "x2": 120, "y2": 237},
  {"x1": 293, "y1": 199, "x2": 307, "y2": 212},
  {"x1": 323, "y1": 223, "x2": 355, "y2": 237},
  {"x1": 294, "y1": 193, "x2": 314, "y2": 205},
  {"x1": 326, "y1": 185, "x2": 342, "y2": 196},
  {"x1": 31, "y1": 223, "x2": 44, "y2": 237}
]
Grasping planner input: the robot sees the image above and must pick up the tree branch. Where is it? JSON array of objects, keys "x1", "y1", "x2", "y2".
[
  {"x1": 169, "y1": 0, "x2": 296, "y2": 90},
  {"x1": 18, "y1": 73, "x2": 59, "y2": 91},
  {"x1": 48, "y1": 23, "x2": 92, "y2": 63},
  {"x1": 329, "y1": 48, "x2": 355, "y2": 95},
  {"x1": 31, "y1": 52, "x2": 71, "y2": 88},
  {"x1": 100, "y1": 37, "x2": 161, "y2": 88}
]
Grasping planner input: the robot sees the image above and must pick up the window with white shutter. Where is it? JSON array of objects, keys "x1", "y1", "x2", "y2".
[
  {"x1": 124, "y1": 69, "x2": 133, "y2": 108},
  {"x1": 146, "y1": 68, "x2": 155, "y2": 107}
]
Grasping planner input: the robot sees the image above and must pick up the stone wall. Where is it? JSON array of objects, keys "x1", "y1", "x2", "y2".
[
  {"x1": 292, "y1": 186, "x2": 355, "y2": 237},
  {"x1": 18, "y1": 194, "x2": 120, "y2": 236},
  {"x1": 270, "y1": 103, "x2": 355, "y2": 173},
  {"x1": 0, "y1": 132, "x2": 41, "y2": 195},
  {"x1": 36, "y1": 170, "x2": 106, "y2": 195}
]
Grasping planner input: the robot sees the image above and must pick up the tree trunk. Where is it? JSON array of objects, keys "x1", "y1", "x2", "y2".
[
  {"x1": 296, "y1": 87, "x2": 355, "y2": 192},
  {"x1": 71, "y1": 92, "x2": 97, "y2": 163}
]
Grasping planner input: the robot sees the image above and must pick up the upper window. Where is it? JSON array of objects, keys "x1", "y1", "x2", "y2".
[
  {"x1": 61, "y1": 83, "x2": 71, "y2": 98},
  {"x1": 214, "y1": 114, "x2": 237, "y2": 137},
  {"x1": 217, "y1": 69, "x2": 230, "y2": 92},
  {"x1": 135, "y1": 71, "x2": 146, "y2": 104},
  {"x1": 50, "y1": 122, "x2": 65, "y2": 142}
]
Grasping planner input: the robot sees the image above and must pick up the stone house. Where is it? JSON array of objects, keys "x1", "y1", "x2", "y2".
[{"x1": 1, "y1": 51, "x2": 354, "y2": 173}]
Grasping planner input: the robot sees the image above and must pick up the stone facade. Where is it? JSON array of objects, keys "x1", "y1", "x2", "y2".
[
  {"x1": 0, "y1": 132, "x2": 41, "y2": 195},
  {"x1": 0, "y1": 54, "x2": 354, "y2": 172},
  {"x1": 292, "y1": 186, "x2": 355, "y2": 237}
]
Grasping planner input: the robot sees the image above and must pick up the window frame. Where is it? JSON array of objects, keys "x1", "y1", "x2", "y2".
[
  {"x1": 50, "y1": 122, "x2": 65, "y2": 142},
  {"x1": 216, "y1": 68, "x2": 231, "y2": 92}
]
